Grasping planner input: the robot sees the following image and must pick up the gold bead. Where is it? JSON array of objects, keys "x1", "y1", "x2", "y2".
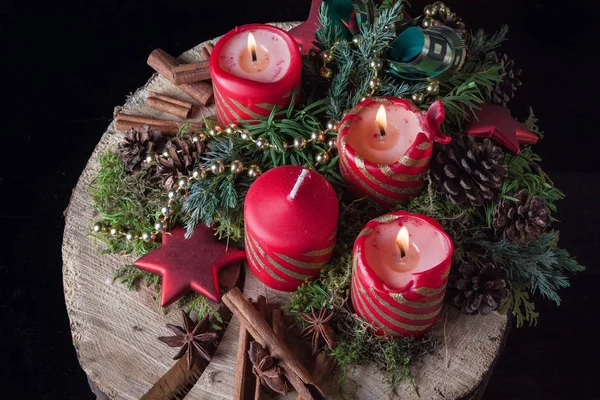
[
  {"x1": 177, "y1": 177, "x2": 189, "y2": 189},
  {"x1": 192, "y1": 167, "x2": 206, "y2": 180},
  {"x1": 247, "y1": 165, "x2": 262, "y2": 179},
  {"x1": 92, "y1": 222, "x2": 104, "y2": 233},
  {"x1": 422, "y1": 17, "x2": 434, "y2": 29},
  {"x1": 141, "y1": 232, "x2": 156, "y2": 243},
  {"x1": 125, "y1": 231, "x2": 136, "y2": 241},
  {"x1": 411, "y1": 92, "x2": 425, "y2": 104},
  {"x1": 360, "y1": 96, "x2": 369, "y2": 102},
  {"x1": 448, "y1": 12, "x2": 456, "y2": 21},
  {"x1": 433, "y1": 1, "x2": 446, "y2": 13},
  {"x1": 154, "y1": 221, "x2": 166, "y2": 232},
  {"x1": 225, "y1": 124, "x2": 238, "y2": 135},
  {"x1": 315, "y1": 152, "x2": 330, "y2": 165},
  {"x1": 311, "y1": 130, "x2": 325, "y2": 142},
  {"x1": 320, "y1": 67, "x2": 333, "y2": 79},
  {"x1": 327, "y1": 138, "x2": 337, "y2": 149},
  {"x1": 369, "y1": 58, "x2": 383, "y2": 71},
  {"x1": 426, "y1": 81, "x2": 440, "y2": 96},
  {"x1": 321, "y1": 51, "x2": 333, "y2": 63},
  {"x1": 326, "y1": 120, "x2": 338, "y2": 131},
  {"x1": 161, "y1": 206, "x2": 173, "y2": 217},
  {"x1": 109, "y1": 227, "x2": 120, "y2": 236},
  {"x1": 210, "y1": 161, "x2": 225, "y2": 175},
  {"x1": 167, "y1": 189, "x2": 180, "y2": 200},
  {"x1": 424, "y1": 4, "x2": 436, "y2": 16},
  {"x1": 369, "y1": 77, "x2": 382, "y2": 90},
  {"x1": 230, "y1": 160, "x2": 244, "y2": 174},
  {"x1": 209, "y1": 126, "x2": 223, "y2": 137},
  {"x1": 352, "y1": 35, "x2": 363, "y2": 47},
  {"x1": 240, "y1": 130, "x2": 251, "y2": 140},
  {"x1": 255, "y1": 137, "x2": 269, "y2": 149},
  {"x1": 192, "y1": 134, "x2": 200, "y2": 143},
  {"x1": 144, "y1": 152, "x2": 155, "y2": 164},
  {"x1": 293, "y1": 137, "x2": 307, "y2": 150}
]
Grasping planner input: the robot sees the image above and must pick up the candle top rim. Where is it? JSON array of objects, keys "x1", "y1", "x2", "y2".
[
  {"x1": 355, "y1": 211, "x2": 453, "y2": 293},
  {"x1": 210, "y1": 23, "x2": 302, "y2": 88}
]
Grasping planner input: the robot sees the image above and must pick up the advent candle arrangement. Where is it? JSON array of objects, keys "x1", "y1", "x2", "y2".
[
  {"x1": 210, "y1": 24, "x2": 302, "y2": 126},
  {"x1": 351, "y1": 211, "x2": 453, "y2": 337},
  {"x1": 338, "y1": 97, "x2": 451, "y2": 207},
  {"x1": 244, "y1": 166, "x2": 338, "y2": 291}
]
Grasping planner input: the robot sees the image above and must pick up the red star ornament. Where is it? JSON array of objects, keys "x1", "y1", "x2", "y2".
[
  {"x1": 134, "y1": 225, "x2": 246, "y2": 306},
  {"x1": 288, "y1": 0, "x2": 322, "y2": 54},
  {"x1": 466, "y1": 104, "x2": 539, "y2": 155}
]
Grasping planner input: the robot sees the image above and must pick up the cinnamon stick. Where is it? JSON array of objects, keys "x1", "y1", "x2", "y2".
[
  {"x1": 223, "y1": 288, "x2": 324, "y2": 400},
  {"x1": 147, "y1": 48, "x2": 213, "y2": 105},
  {"x1": 171, "y1": 61, "x2": 210, "y2": 85},
  {"x1": 233, "y1": 297, "x2": 265, "y2": 400},
  {"x1": 146, "y1": 95, "x2": 193, "y2": 119},
  {"x1": 253, "y1": 297, "x2": 267, "y2": 400},
  {"x1": 115, "y1": 112, "x2": 202, "y2": 135}
]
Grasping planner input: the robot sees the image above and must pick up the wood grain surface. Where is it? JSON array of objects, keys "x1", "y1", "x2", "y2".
[{"x1": 62, "y1": 22, "x2": 508, "y2": 400}]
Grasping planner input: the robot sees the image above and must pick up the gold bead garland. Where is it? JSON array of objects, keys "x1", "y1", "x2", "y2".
[{"x1": 93, "y1": 120, "x2": 338, "y2": 244}]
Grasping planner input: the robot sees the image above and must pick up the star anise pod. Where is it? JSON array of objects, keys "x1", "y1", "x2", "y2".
[
  {"x1": 157, "y1": 310, "x2": 218, "y2": 370},
  {"x1": 299, "y1": 307, "x2": 336, "y2": 355},
  {"x1": 248, "y1": 341, "x2": 289, "y2": 395}
]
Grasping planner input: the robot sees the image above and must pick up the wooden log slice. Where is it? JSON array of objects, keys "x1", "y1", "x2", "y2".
[{"x1": 62, "y1": 22, "x2": 509, "y2": 400}]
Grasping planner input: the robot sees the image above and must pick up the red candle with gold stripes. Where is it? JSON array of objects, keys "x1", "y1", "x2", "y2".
[
  {"x1": 351, "y1": 211, "x2": 453, "y2": 337},
  {"x1": 337, "y1": 97, "x2": 451, "y2": 207},
  {"x1": 209, "y1": 24, "x2": 302, "y2": 126},
  {"x1": 244, "y1": 166, "x2": 338, "y2": 291}
]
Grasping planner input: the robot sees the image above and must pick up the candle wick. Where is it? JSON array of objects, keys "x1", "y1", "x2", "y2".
[
  {"x1": 251, "y1": 48, "x2": 257, "y2": 63},
  {"x1": 288, "y1": 169, "x2": 309, "y2": 201},
  {"x1": 399, "y1": 245, "x2": 406, "y2": 259},
  {"x1": 378, "y1": 124, "x2": 386, "y2": 139}
]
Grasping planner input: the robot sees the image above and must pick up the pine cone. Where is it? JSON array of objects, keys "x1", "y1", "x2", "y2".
[
  {"x1": 118, "y1": 125, "x2": 166, "y2": 174},
  {"x1": 432, "y1": 12, "x2": 466, "y2": 37},
  {"x1": 431, "y1": 137, "x2": 508, "y2": 207},
  {"x1": 448, "y1": 261, "x2": 509, "y2": 315},
  {"x1": 484, "y1": 52, "x2": 522, "y2": 107},
  {"x1": 156, "y1": 135, "x2": 204, "y2": 190},
  {"x1": 493, "y1": 189, "x2": 551, "y2": 245}
]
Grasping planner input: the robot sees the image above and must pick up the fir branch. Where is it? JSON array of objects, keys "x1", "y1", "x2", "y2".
[
  {"x1": 499, "y1": 282, "x2": 539, "y2": 328},
  {"x1": 113, "y1": 264, "x2": 161, "y2": 292},
  {"x1": 468, "y1": 25, "x2": 509, "y2": 57},
  {"x1": 177, "y1": 292, "x2": 223, "y2": 328},
  {"x1": 477, "y1": 232, "x2": 585, "y2": 305}
]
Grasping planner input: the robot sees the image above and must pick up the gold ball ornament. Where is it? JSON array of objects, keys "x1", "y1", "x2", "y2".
[
  {"x1": 315, "y1": 152, "x2": 330, "y2": 165},
  {"x1": 293, "y1": 137, "x2": 307, "y2": 150},
  {"x1": 125, "y1": 231, "x2": 136, "y2": 241},
  {"x1": 144, "y1": 152, "x2": 155, "y2": 164},
  {"x1": 167, "y1": 189, "x2": 180, "y2": 200},
  {"x1": 352, "y1": 35, "x2": 363, "y2": 47},
  {"x1": 92, "y1": 222, "x2": 104, "y2": 233},
  {"x1": 327, "y1": 138, "x2": 337, "y2": 149},
  {"x1": 369, "y1": 77, "x2": 382, "y2": 90},
  {"x1": 240, "y1": 130, "x2": 251, "y2": 140},
  {"x1": 321, "y1": 51, "x2": 333, "y2": 63},
  {"x1": 369, "y1": 58, "x2": 383, "y2": 71},
  {"x1": 154, "y1": 221, "x2": 166, "y2": 232},
  {"x1": 162, "y1": 149, "x2": 170, "y2": 158},
  {"x1": 426, "y1": 81, "x2": 440, "y2": 96},
  {"x1": 109, "y1": 227, "x2": 120, "y2": 236},
  {"x1": 192, "y1": 167, "x2": 206, "y2": 180},
  {"x1": 210, "y1": 161, "x2": 225, "y2": 175},
  {"x1": 411, "y1": 92, "x2": 425, "y2": 104},
  {"x1": 230, "y1": 160, "x2": 244, "y2": 174},
  {"x1": 326, "y1": 119, "x2": 338, "y2": 131},
  {"x1": 247, "y1": 165, "x2": 262, "y2": 179},
  {"x1": 225, "y1": 124, "x2": 238, "y2": 135},
  {"x1": 311, "y1": 130, "x2": 325, "y2": 143},
  {"x1": 320, "y1": 67, "x2": 333, "y2": 79},
  {"x1": 255, "y1": 137, "x2": 269, "y2": 149},
  {"x1": 433, "y1": 1, "x2": 447, "y2": 13},
  {"x1": 209, "y1": 126, "x2": 223, "y2": 137},
  {"x1": 141, "y1": 232, "x2": 156, "y2": 243},
  {"x1": 161, "y1": 206, "x2": 173, "y2": 217},
  {"x1": 424, "y1": 4, "x2": 436, "y2": 16},
  {"x1": 177, "y1": 177, "x2": 189, "y2": 189}
]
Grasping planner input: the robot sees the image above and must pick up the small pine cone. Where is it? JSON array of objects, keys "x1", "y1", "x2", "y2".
[
  {"x1": 118, "y1": 125, "x2": 166, "y2": 174},
  {"x1": 431, "y1": 137, "x2": 508, "y2": 207},
  {"x1": 493, "y1": 189, "x2": 551, "y2": 245},
  {"x1": 155, "y1": 135, "x2": 204, "y2": 190},
  {"x1": 432, "y1": 12, "x2": 466, "y2": 37},
  {"x1": 448, "y1": 261, "x2": 509, "y2": 315},
  {"x1": 484, "y1": 52, "x2": 523, "y2": 107}
]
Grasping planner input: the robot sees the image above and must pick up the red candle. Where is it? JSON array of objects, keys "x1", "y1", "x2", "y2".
[
  {"x1": 209, "y1": 24, "x2": 302, "y2": 127},
  {"x1": 244, "y1": 166, "x2": 338, "y2": 291},
  {"x1": 351, "y1": 211, "x2": 453, "y2": 337},
  {"x1": 337, "y1": 97, "x2": 451, "y2": 207}
]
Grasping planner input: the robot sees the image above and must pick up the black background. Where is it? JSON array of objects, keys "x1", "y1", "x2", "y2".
[{"x1": 1, "y1": 0, "x2": 599, "y2": 399}]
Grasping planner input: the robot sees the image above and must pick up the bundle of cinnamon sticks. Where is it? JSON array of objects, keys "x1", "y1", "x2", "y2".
[
  {"x1": 223, "y1": 288, "x2": 327, "y2": 400},
  {"x1": 114, "y1": 43, "x2": 214, "y2": 135}
]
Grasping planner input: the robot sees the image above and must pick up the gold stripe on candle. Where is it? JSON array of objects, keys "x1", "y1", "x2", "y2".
[
  {"x1": 413, "y1": 285, "x2": 446, "y2": 297},
  {"x1": 214, "y1": 85, "x2": 242, "y2": 121},
  {"x1": 328, "y1": 228, "x2": 338, "y2": 241},
  {"x1": 416, "y1": 141, "x2": 432, "y2": 151},
  {"x1": 352, "y1": 278, "x2": 396, "y2": 336},
  {"x1": 303, "y1": 243, "x2": 336, "y2": 257},
  {"x1": 372, "y1": 214, "x2": 401, "y2": 223},
  {"x1": 368, "y1": 288, "x2": 442, "y2": 320},
  {"x1": 229, "y1": 97, "x2": 264, "y2": 119},
  {"x1": 357, "y1": 227, "x2": 373, "y2": 238},
  {"x1": 355, "y1": 155, "x2": 425, "y2": 195},
  {"x1": 248, "y1": 236, "x2": 314, "y2": 280},
  {"x1": 245, "y1": 236, "x2": 286, "y2": 282},
  {"x1": 441, "y1": 267, "x2": 450, "y2": 279},
  {"x1": 338, "y1": 120, "x2": 352, "y2": 132},
  {"x1": 399, "y1": 155, "x2": 430, "y2": 168},
  {"x1": 389, "y1": 292, "x2": 445, "y2": 309},
  {"x1": 378, "y1": 165, "x2": 427, "y2": 182},
  {"x1": 273, "y1": 253, "x2": 326, "y2": 270}
]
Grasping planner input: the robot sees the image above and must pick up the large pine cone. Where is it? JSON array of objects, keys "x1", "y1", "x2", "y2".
[
  {"x1": 493, "y1": 189, "x2": 551, "y2": 245},
  {"x1": 484, "y1": 52, "x2": 522, "y2": 107},
  {"x1": 156, "y1": 135, "x2": 204, "y2": 190},
  {"x1": 118, "y1": 125, "x2": 165, "y2": 174},
  {"x1": 431, "y1": 137, "x2": 508, "y2": 207},
  {"x1": 448, "y1": 261, "x2": 509, "y2": 315}
]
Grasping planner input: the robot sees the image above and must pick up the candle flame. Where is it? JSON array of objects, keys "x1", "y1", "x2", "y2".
[
  {"x1": 375, "y1": 105, "x2": 387, "y2": 138},
  {"x1": 247, "y1": 32, "x2": 258, "y2": 62},
  {"x1": 396, "y1": 226, "x2": 409, "y2": 258}
]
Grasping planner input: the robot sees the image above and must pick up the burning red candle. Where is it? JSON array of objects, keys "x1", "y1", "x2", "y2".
[
  {"x1": 351, "y1": 211, "x2": 453, "y2": 337},
  {"x1": 337, "y1": 97, "x2": 451, "y2": 207},
  {"x1": 244, "y1": 166, "x2": 338, "y2": 291},
  {"x1": 210, "y1": 24, "x2": 302, "y2": 126}
]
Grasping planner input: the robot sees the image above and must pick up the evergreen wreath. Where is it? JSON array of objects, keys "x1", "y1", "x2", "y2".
[{"x1": 88, "y1": 0, "x2": 584, "y2": 392}]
